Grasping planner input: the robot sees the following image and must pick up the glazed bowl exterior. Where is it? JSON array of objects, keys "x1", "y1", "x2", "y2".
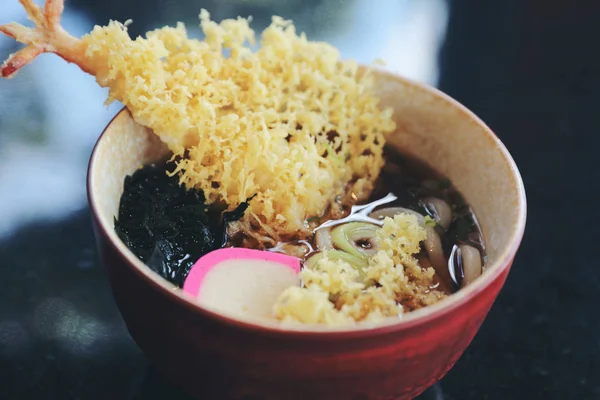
[{"x1": 87, "y1": 70, "x2": 526, "y2": 400}]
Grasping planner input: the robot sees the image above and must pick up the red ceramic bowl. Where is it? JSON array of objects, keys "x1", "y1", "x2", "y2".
[{"x1": 87, "y1": 69, "x2": 526, "y2": 400}]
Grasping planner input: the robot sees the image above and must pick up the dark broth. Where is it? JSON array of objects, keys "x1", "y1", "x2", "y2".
[
  {"x1": 374, "y1": 147, "x2": 485, "y2": 256},
  {"x1": 115, "y1": 147, "x2": 485, "y2": 292},
  {"x1": 271, "y1": 146, "x2": 486, "y2": 293},
  {"x1": 373, "y1": 147, "x2": 485, "y2": 290}
]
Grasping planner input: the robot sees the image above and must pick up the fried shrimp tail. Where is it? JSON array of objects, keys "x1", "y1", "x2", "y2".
[{"x1": 1, "y1": 0, "x2": 93, "y2": 78}]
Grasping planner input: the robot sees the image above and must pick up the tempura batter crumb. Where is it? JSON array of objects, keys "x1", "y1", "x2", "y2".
[
  {"x1": 273, "y1": 214, "x2": 448, "y2": 326},
  {"x1": 80, "y1": 11, "x2": 396, "y2": 240}
]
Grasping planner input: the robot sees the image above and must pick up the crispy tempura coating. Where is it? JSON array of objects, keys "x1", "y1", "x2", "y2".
[
  {"x1": 273, "y1": 214, "x2": 447, "y2": 325},
  {"x1": 1, "y1": 0, "x2": 396, "y2": 241}
]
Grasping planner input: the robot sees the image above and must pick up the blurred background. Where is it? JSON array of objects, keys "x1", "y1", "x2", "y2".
[{"x1": 0, "y1": 0, "x2": 598, "y2": 399}]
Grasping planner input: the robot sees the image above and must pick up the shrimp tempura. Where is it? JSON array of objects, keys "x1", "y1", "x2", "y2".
[{"x1": 1, "y1": 0, "x2": 396, "y2": 241}]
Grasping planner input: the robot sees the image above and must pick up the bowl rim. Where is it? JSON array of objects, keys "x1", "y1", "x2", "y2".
[{"x1": 87, "y1": 70, "x2": 527, "y2": 338}]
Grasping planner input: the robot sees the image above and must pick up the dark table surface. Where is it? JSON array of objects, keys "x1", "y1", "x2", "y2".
[{"x1": 1, "y1": 0, "x2": 599, "y2": 399}]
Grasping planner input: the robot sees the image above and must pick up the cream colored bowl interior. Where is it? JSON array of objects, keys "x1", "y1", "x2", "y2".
[{"x1": 89, "y1": 71, "x2": 526, "y2": 330}]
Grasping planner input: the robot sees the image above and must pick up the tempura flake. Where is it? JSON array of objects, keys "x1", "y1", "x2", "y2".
[
  {"x1": 1, "y1": 0, "x2": 396, "y2": 240},
  {"x1": 273, "y1": 214, "x2": 448, "y2": 325}
]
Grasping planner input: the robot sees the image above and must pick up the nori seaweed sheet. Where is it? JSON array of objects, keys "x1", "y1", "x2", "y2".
[{"x1": 114, "y1": 162, "x2": 252, "y2": 287}]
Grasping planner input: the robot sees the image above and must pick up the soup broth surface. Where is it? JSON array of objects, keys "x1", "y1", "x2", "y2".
[
  {"x1": 263, "y1": 147, "x2": 486, "y2": 294},
  {"x1": 115, "y1": 148, "x2": 486, "y2": 317}
]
